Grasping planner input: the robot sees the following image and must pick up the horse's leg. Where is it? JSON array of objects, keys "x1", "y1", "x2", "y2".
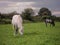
[
  {"x1": 52, "y1": 22, "x2": 55, "y2": 26},
  {"x1": 50, "y1": 23, "x2": 51, "y2": 27},
  {"x1": 45, "y1": 22, "x2": 47, "y2": 27},
  {"x1": 44, "y1": 21, "x2": 47, "y2": 27},
  {"x1": 19, "y1": 25, "x2": 23, "y2": 35},
  {"x1": 54, "y1": 23, "x2": 55, "y2": 26},
  {"x1": 14, "y1": 25, "x2": 18, "y2": 36}
]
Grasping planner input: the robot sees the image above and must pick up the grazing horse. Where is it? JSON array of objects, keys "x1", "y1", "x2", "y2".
[
  {"x1": 12, "y1": 15, "x2": 23, "y2": 36},
  {"x1": 44, "y1": 18, "x2": 55, "y2": 27}
]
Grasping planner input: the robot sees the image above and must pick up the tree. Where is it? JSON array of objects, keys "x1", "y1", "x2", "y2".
[
  {"x1": 51, "y1": 15, "x2": 56, "y2": 20},
  {"x1": 38, "y1": 7, "x2": 51, "y2": 17},
  {"x1": 21, "y1": 8, "x2": 35, "y2": 21},
  {"x1": 38, "y1": 7, "x2": 52, "y2": 21}
]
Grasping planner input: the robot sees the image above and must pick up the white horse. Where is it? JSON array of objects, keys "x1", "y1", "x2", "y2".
[{"x1": 12, "y1": 15, "x2": 23, "y2": 36}]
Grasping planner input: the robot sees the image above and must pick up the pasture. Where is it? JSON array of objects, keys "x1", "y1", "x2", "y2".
[{"x1": 0, "y1": 22, "x2": 60, "y2": 45}]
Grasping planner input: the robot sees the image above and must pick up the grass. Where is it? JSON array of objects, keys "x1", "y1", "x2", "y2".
[{"x1": 0, "y1": 22, "x2": 60, "y2": 45}]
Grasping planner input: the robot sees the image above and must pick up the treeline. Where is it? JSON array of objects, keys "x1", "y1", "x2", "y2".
[
  {"x1": 0, "y1": 11, "x2": 19, "y2": 24},
  {"x1": 0, "y1": 7, "x2": 60, "y2": 24}
]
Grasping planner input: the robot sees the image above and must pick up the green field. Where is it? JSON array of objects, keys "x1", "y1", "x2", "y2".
[{"x1": 0, "y1": 22, "x2": 60, "y2": 45}]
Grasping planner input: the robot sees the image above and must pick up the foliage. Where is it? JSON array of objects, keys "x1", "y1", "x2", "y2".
[
  {"x1": 55, "y1": 17, "x2": 60, "y2": 22},
  {"x1": 38, "y1": 7, "x2": 51, "y2": 17},
  {"x1": 21, "y1": 8, "x2": 35, "y2": 21},
  {"x1": 0, "y1": 11, "x2": 20, "y2": 24}
]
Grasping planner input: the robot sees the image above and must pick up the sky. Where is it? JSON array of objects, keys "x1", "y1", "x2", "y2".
[{"x1": 0, "y1": 0, "x2": 60, "y2": 17}]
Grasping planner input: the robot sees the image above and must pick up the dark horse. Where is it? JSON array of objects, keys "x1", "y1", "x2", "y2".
[{"x1": 44, "y1": 18, "x2": 55, "y2": 27}]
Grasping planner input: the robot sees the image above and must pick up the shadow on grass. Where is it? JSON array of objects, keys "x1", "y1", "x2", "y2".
[
  {"x1": 24, "y1": 32, "x2": 40, "y2": 36},
  {"x1": 13, "y1": 32, "x2": 40, "y2": 38},
  {"x1": 11, "y1": 31, "x2": 47, "y2": 38}
]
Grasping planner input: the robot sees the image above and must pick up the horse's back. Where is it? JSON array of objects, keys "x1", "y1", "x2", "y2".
[{"x1": 12, "y1": 15, "x2": 22, "y2": 27}]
